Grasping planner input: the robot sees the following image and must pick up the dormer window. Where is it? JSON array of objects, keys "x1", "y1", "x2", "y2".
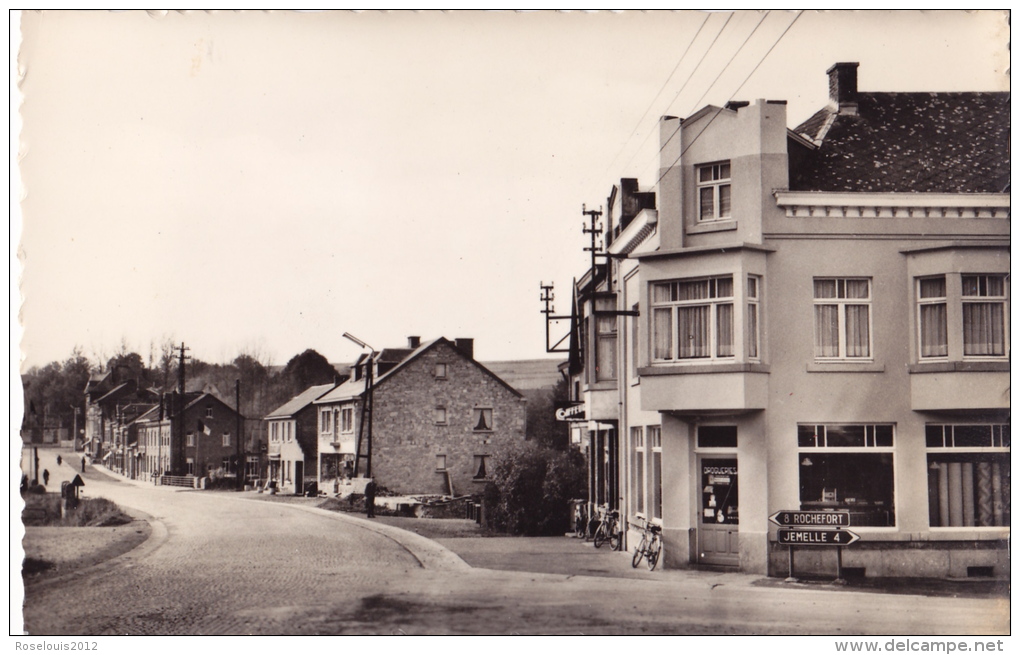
[{"x1": 697, "y1": 161, "x2": 731, "y2": 222}]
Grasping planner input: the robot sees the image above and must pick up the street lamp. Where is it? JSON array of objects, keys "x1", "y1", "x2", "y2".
[{"x1": 342, "y1": 332, "x2": 375, "y2": 479}]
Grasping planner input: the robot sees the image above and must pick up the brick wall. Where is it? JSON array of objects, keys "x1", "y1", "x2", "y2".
[{"x1": 369, "y1": 341, "x2": 527, "y2": 495}]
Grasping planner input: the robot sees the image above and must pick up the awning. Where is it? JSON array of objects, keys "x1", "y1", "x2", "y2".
[{"x1": 268, "y1": 454, "x2": 281, "y2": 460}]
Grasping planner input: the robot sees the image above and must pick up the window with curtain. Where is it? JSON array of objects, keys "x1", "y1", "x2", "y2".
[
  {"x1": 918, "y1": 276, "x2": 948, "y2": 358},
  {"x1": 813, "y1": 278, "x2": 871, "y2": 359},
  {"x1": 962, "y1": 274, "x2": 1007, "y2": 357},
  {"x1": 594, "y1": 296, "x2": 617, "y2": 381},
  {"x1": 926, "y1": 424, "x2": 1010, "y2": 527},
  {"x1": 697, "y1": 161, "x2": 732, "y2": 222},
  {"x1": 747, "y1": 275, "x2": 760, "y2": 360},
  {"x1": 651, "y1": 276, "x2": 734, "y2": 361},
  {"x1": 630, "y1": 304, "x2": 639, "y2": 379}
]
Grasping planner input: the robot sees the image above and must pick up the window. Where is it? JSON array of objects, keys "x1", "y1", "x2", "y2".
[
  {"x1": 918, "y1": 276, "x2": 948, "y2": 358},
  {"x1": 270, "y1": 423, "x2": 278, "y2": 442},
  {"x1": 798, "y1": 423, "x2": 895, "y2": 526},
  {"x1": 473, "y1": 455, "x2": 491, "y2": 480},
  {"x1": 630, "y1": 304, "x2": 640, "y2": 379},
  {"x1": 340, "y1": 407, "x2": 353, "y2": 433},
  {"x1": 205, "y1": 406, "x2": 213, "y2": 419},
  {"x1": 926, "y1": 424, "x2": 1010, "y2": 528},
  {"x1": 222, "y1": 457, "x2": 231, "y2": 473},
  {"x1": 697, "y1": 161, "x2": 731, "y2": 222},
  {"x1": 962, "y1": 275, "x2": 1007, "y2": 357},
  {"x1": 222, "y1": 433, "x2": 231, "y2": 447},
  {"x1": 186, "y1": 458, "x2": 194, "y2": 475},
  {"x1": 187, "y1": 432, "x2": 195, "y2": 447},
  {"x1": 434, "y1": 406, "x2": 447, "y2": 424},
  {"x1": 594, "y1": 296, "x2": 617, "y2": 381},
  {"x1": 472, "y1": 408, "x2": 493, "y2": 432},
  {"x1": 435, "y1": 454, "x2": 447, "y2": 471},
  {"x1": 698, "y1": 425, "x2": 738, "y2": 449},
  {"x1": 747, "y1": 276, "x2": 760, "y2": 360},
  {"x1": 321, "y1": 410, "x2": 333, "y2": 434},
  {"x1": 813, "y1": 278, "x2": 871, "y2": 359},
  {"x1": 649, "y1": 426, "x2": 662, "y2": 521},
  {"x1": 632, "y1": 427, "x2": 645, "y2": 515},
  {"x1": 435, "y1": 363, "x2": 447, "y2": 379},
  {"x1": 651, "y1": 276, "x2": 734, "y2": 361}
]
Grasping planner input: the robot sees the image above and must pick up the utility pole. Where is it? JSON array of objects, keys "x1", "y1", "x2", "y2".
[
  {"x1": 173, "y1": 342, "x2": 190, "y2": 476},
  {"x1": 343, "y1": 332, "x2": 375, "y2": 480}
]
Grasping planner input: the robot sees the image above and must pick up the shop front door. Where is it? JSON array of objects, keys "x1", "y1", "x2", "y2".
[{"x1": 698, "y1": 457, "x2": 740, "y2": 566}]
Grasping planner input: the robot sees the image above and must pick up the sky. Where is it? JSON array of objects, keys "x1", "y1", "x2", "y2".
[{"x1": 12, "y1": 10, "x2": 1010, "y2": 370}]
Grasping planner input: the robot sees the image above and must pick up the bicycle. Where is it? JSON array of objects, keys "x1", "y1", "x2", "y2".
[
  {"x1": 631, "y1": 521, "x2": 663, "y2": 570},
  {"x1": 592, "y1": 505, "x2": 622, "y2": 551}
]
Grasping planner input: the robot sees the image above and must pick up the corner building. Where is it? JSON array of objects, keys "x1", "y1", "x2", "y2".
[{"x1": 590, "y1": 63, "x2": 1008, "y2": 578}]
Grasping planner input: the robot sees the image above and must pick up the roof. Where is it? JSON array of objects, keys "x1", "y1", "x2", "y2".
[
  {"x1": 265, "y1": 383, "x2": 337, "y2": 419},
  {"x1": 481, "y1": 359, "x2": 563, "y2": 391},
  {"x1": 314, "y1": 337, "x2": 524, "y2": 403},
  {"x1": 790, "y1": 92, "x2": 1009, "y2": 193},
  {"x1": 182, "y1": 391, "x2": 243, "y2": 418}
]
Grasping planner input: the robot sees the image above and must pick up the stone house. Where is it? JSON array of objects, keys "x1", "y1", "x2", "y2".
[{"x1": 314, "y1": 337, "x2": 527, "y2": 496}]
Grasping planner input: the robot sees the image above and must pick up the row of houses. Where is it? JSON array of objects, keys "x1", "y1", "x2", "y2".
[
  {"x1": 554, "y1": 63, "x2": 1009, "y2": 579},
  {"x1": 81, "y1": 337, "x2": 531, "y2": 496}
]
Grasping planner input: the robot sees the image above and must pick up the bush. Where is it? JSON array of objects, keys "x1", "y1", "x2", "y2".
[
  {"x1": 484, "y1": 441, "x2": 586, "y2": 536},
  {"x1": 63, "y1": 497, "x2": 131, "y2": 527}
]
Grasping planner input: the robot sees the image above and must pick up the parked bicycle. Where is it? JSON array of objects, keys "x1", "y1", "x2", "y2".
[
  {"x1": 592, "y1": 504, "x2": 622, "y2": 551},
  {"x1": 631, "y1": 521, "x2": 663, "y2": 570}
]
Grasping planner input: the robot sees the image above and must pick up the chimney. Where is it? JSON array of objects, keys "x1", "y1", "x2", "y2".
[
  {"x1": 407, "y1": 336, "x2": 421, "y2": 349},
  {"x1": 827, "y1": 62, "x2": 859, "y2": 115},
  {"x1": 454, "y1": 338, "x2": 474, "y2": 360}
]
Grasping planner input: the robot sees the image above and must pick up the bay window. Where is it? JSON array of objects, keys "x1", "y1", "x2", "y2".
[
  {"x1": 651, "y1": 276, "x2": 734, "y2": 361},
  {"x1": 747, "y1": 275, "x2": 760, "y2": 360},
  {"x1": 813, "y1": 278, "x2": 871, "y2": 359},
  {"x1": 962, "y1": 275, "x2": 1007, "y2": 357},
  {"x1": 917, "y1": 276, "x2": 948, "y2": 358},
  {"x1": 594, "y1": 296, "x2": 617, "y2": 381}
]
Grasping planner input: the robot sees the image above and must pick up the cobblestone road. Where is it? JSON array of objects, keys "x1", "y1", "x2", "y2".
[{"x1": 19, "y1": 455, "x2": 1010, "y2": 635}]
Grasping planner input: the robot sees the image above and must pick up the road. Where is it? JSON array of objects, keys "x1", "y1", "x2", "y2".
[{"x1": 19, "y1": 449, "x2": 1010, "y2": 635}]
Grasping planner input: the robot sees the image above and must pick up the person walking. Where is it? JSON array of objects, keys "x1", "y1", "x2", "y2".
[
  {"x1": 81, "y1": 456, "x2": 86, "y2": 473},
  {"x1": 42, "y1": 469, "x2": 50, "y2": 486},
  {"x1": 56, "y1": 455, "x2": 62, "y2": 466},
  {"x1": 364, "y1": 478, "x2": 377, "y2": 519}
]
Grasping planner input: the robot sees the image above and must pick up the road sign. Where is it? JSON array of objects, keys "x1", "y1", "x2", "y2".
[
  {"x1": 777, "y1": 528, "x2": 860, "y2": 547},
  {"x1": 769, "y1": 510, "x2": 850, "y2": 527}
]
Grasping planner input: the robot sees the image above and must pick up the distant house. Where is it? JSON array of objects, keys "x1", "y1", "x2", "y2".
[
  {"x1": 314, "y1": 337, "x2": 527, "y2": 496},
  {"x1": 82, "y1": 373, "x2": 158, "y2": 461},
  {"x1": 264, "y1": 383, "x2": 338, "y2": 495}
]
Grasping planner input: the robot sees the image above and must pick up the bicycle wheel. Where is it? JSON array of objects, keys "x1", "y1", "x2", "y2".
[
  {"x1": 631, "y1": 536, "x2": 647, "y2": 568},
  {"x1": 647, "y1": 536, "x2": 661, "y2": 570},
  {"x1": 593, "y1": 523, "x2": 606, "y2": 548},
  {"x1": 609, "y1": 523, "x2": 621, "y2": 551}
]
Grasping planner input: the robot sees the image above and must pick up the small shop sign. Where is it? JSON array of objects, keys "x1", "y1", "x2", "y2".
[{"x1": 554, "y1": 403, "x2": 586, "y2": 422}]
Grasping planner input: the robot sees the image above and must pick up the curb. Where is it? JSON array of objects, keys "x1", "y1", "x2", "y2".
[{"x1": 234, "y1": 496, "x2": 472, "y2": 572}]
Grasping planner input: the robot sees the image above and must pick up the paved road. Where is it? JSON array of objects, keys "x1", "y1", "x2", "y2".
[{"x1": 20, "y1": 449, "x2": 1010, "y2": 635}]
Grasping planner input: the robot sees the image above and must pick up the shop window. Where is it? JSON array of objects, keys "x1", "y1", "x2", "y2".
[
  {"x1": 651, "y1": 276, "x2": 734, "y2": 361},
  {"x1": 472, "y1": 408, "x2": 493, "y2": 432},
  {"x1": 926, "y1": 424, "x2": 1010, "y2": 528},
  {"x1": 798, "y1": 423, "x2": 895, "y2": 526},
  {"x1": 813, "y1": 278, "x2": 871, "y2": 359},
  {"x1": 697, "y1": 161, "x2": 731, "y2": 222},
  {"x1": 962, "y1": 274, "x2": 1007, "y2": 357},
  {"x1": 594, "y1": 296, "x2": 617, "y2": 381}
]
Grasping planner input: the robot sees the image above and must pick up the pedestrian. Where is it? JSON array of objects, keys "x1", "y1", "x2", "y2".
[
  {"x1": 42, "y1": 469, "x2": 50, "y2": 486},
  {"x1": 81, "y1": 456, "x2": 86, "y2": 473},
  {"x1": 56, "y1": 455, "x2": 62, "y2": 466},
  {"x1": 364, "y1": 478, "x2": 377, "y2": 518}
]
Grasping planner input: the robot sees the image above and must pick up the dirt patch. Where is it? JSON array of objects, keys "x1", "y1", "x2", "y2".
[{"x1": 21, "y1": 520, "x2": 151, "y2": 583}]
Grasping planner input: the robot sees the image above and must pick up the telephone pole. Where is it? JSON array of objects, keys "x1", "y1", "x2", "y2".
[{"x1": 173, "y1": 342, "x2": 190, "y2": 476}]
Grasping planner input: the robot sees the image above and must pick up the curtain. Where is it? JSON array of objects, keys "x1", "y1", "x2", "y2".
[
  {"x1": 747, "y1": 303, "x2": 759, "y2": 358},
  {"x1": 717, "y1": 303, "x2": 734, "y2": 357},
  {"x1": 963, "y1": 302, "x2": 1005, "y2": 355},
  {"x1": 700, "y1": 187, "x2": 714, "y2": 221},
  {"x1": 718, "y1": 184, "x2": 732, "y2": 218},
  {"x1": 920, "y1": 303, "x2": 948, "y2": 357},
  {"x1": 679, "y1": 306, "x2": 710, "y2": 358},
  {"x1": 845, "y1": 304, "x2": 870, "y2": 357},
  {"x1": 814, "y1": 305, "x2": 839, "y2": 357},
  {"x1": 653, "y1": 308, "x2": 672, "y2": 360}
]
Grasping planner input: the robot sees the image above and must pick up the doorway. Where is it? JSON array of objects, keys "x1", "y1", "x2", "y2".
[{"x1": 697, "y1": 456, "x2": 739, "y2": 566}]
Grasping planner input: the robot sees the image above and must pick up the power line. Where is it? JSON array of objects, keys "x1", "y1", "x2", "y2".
[
  {"x1": 653, "y1": 11, "x2": 804, "y2": 189},
  {"x1": 590, "y1": 12, "x2": 711, "y2": 189}
]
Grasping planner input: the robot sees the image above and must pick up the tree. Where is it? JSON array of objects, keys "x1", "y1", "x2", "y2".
[{"x1": 279, "y1": 349, "x2": 340, "y2": 395}]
